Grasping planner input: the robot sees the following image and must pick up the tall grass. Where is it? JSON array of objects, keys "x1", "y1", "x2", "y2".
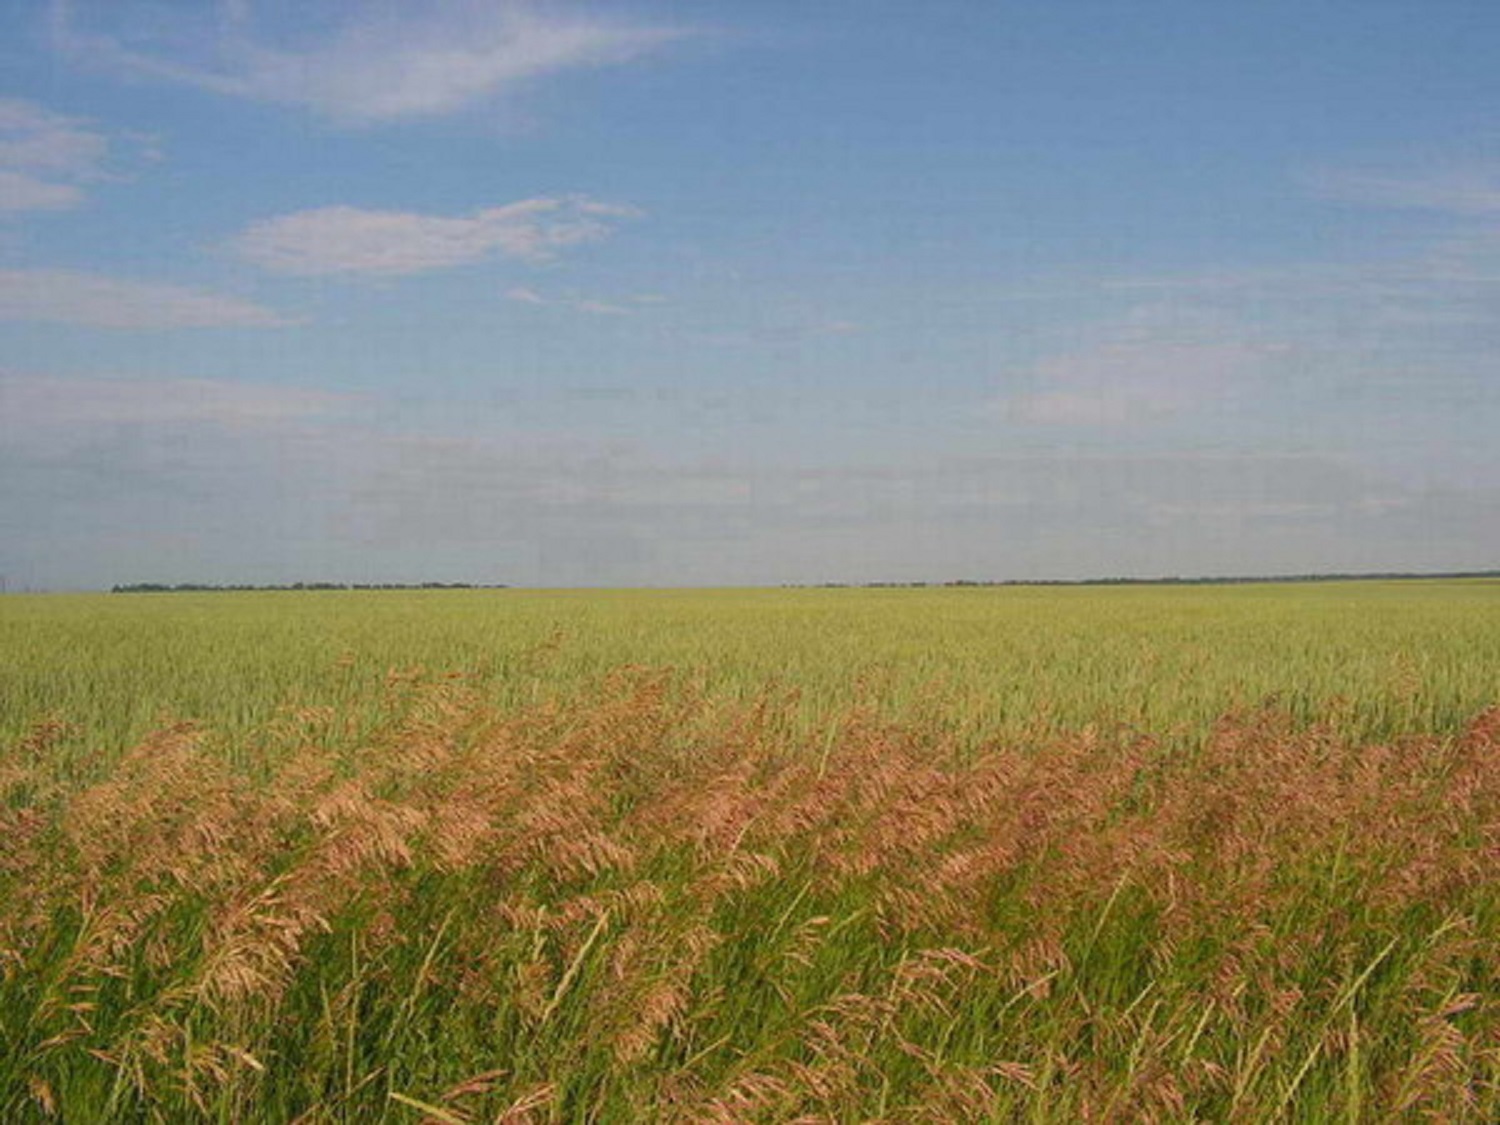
[{"x1": 3, "y1": 668, "x2": 1497, "y2": 1120}]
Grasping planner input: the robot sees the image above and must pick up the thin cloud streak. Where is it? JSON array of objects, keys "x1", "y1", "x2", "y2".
[
  {"x1": 50, "y1": 0, "x2": 687, "y2": 125},
  {"x1": 1307, "y1": 165, "x2": 1500, "y2": 216},
  {"x1": 991, "y1": 166, "x2": 1500, "y2": 431},
  {"x1": 0, "y1": 171, "x2": 81, "y2": 212},
  {"x1": 1004, "y1": 340, "x2": 1285, "y2": 427},
  {"x1": 1, "y1": 371, "x2": 351, "y2": 434},
  {"x1": 0, "y1": 269, "x2": 291, "y2": 329},
  {"x1": 234, "y1": 197, "x2": 638, "y2": 277},
  {"x1": 506, "y1": 287, "x2": 667, "y2": 314},
  {"x1": 0, "y1": 98, "x2": 109, "y2": 213}
]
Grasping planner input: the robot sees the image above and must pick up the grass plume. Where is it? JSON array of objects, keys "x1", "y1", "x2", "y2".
[{"x1": 2, "y1": 667, "x2": 1497, "y2": 1120}]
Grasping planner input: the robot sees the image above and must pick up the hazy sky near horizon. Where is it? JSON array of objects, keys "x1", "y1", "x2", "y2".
[{"x1": 2, "y1": 0, "x2": 1497, "y2": 588}]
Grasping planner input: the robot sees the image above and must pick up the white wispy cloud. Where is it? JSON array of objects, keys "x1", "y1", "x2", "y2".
[
  {"x1": 572, "y1": 299, "x2": 630, "y2": 316},
  {"x1": 690, "y1": 318, "x2": 864, "y2": 347},
  {"x1": 0, "y1": 269, "x2": 291, "y2": 328},
  {"x1": 1004, "y1": 170, "x2": 1500, "y2": 426},
  {"x1": 0, "y1": 371, "x2": 349, "y2": 433},
  {"x1": 1006, "y1": 340, "x2": 1276, "y2": 427},
  {"x1": 1298, "y1": 161, "x2": 1500, "y2": 297},
  {"x1": 1308, "y1": 165, "x2": 1500, "y2": 216},
  {"x1": 234, "y1": 196, "x2": 638, "y2": 277},
  {"x1": 51, "y1": 0, "x2": 685, "y2": 125},
  {"x1": 0, "y1": 98, "x2": 110, "y2": 213},
  {"x1": 506, "y1": 286, "x2": 668, "y2": 315},
  {"x1": 995, "y1": 302, "x2": 1291, "y2": 428},
  {"x1": 816, "y1": 319, "x2": 861, "y2": 336},
  {"x1": 0, "y1": 171, "x2": 81, "y2": 212}
]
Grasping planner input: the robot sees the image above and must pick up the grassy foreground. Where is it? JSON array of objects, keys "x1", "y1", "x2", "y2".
[{"x1": 1, "y1": 583, "x2": 1498, "y2": 1119}]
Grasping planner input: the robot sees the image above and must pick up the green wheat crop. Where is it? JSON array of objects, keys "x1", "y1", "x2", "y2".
[{"x1": 1, "y1": 581, "x2": 1497, "y2": 1120}]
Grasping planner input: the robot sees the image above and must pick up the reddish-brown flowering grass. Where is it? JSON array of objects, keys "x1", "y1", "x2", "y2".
[{"x1": 2, "y1": 669, "x2": 1497, "y2": 1121}]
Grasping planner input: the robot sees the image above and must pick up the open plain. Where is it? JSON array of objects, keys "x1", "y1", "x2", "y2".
[{"x1": 2, "y1": 581, "x2": 1497, "y2": 1120}]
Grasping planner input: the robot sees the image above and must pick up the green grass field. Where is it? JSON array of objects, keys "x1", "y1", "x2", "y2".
[
  {"x1": 2, "y1": 581, "x2": 1498, "y2": 1119},
  {"x1": 5, "y1": 580, "x2": 1499, "y2": 762}
]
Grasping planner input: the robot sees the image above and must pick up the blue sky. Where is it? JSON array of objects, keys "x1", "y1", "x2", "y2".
[{"x1": 2, "y1": 0, "x2": 1497, "y2": 588}]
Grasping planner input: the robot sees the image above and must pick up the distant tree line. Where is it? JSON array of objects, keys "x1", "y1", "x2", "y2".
[
  {"x1": 797, "y1": 570, "x2": 1500, "y2": 589},
  {"x1": 108, "y1": 570, "x2": 1497, "y2": 593},
  {"x1": 111, "y1": 582, "x2": 506, "y2": 593}
]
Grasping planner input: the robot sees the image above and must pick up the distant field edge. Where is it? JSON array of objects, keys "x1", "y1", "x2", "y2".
[{"x1": 73, "y1": 568, "x2": 1500, "y2": 594}]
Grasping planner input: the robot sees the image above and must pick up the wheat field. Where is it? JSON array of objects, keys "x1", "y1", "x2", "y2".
[{"x1": 2, "y1": 581, "x2": 1498, "y2": 1120}]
